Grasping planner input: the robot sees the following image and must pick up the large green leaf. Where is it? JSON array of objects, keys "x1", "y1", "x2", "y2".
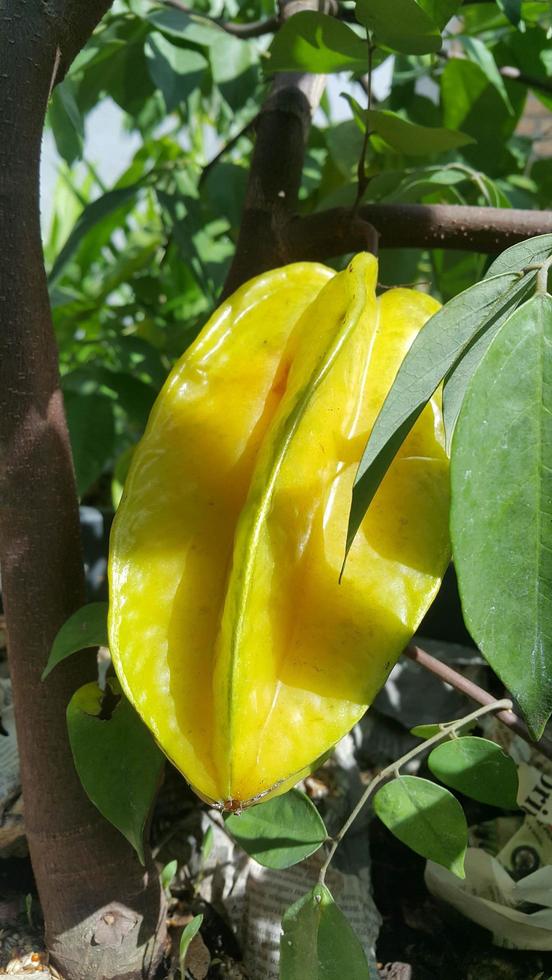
[
  {"x1": 268, "y1": 12, "x2": 369, "y2": 74},
  {"x1": 366, "y1": 109, "x2": 474, "y2": 155},
  {"x1": 65, "y1": 391, "x2": 116, "y2": 497},
  {"x1": 440, "y1": 58, "x2": 524, "y2": 174},
  {"x1": 347, "y1": 270, "x2": 532, "y2": 552},
  {"x1": 443, "y1": 271, "x2": 535, "y2": 446},
  {"x1": 225, "y1": 789, "x2": 326, "y2": 869},
  {"x1": 374, "y1": 776, "x2": 467, "y2": 877},
  {"x1": 460, "y1": 36, "x2": 513, "y2": 113},
  {"x1": 280, "y1": 883, "x2": 370, "y2": 979},
  {"x1": 43, "y1": 602, "x2": 108, "y2": 680},
  {"x1": 145, "y1": 33, "x2": 207, "y2": 112},
  {"x1": 451, "y1": 294, "x2": 552, "y2": 738},
  {"x1": 428, "y1": 736, "x2": 519, "y2": 809},
  {"x1": 67, "y1": 678, "x2": 165, "y2": 863},
  {"x1": 416, "y1": 0, "x2": 463, "y2": 28},
  {"x1": 355, "y1": 0, "x2": 442, "y2": 54}
]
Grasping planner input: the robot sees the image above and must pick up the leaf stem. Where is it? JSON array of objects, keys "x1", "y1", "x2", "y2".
[
  {"x1": 317, "y1": 697, "x2": 512, "y2": 884},
  {"x1": 537, "y1": 256, "x2": 552, "y2": 295},
  {"x1": 352, "y1": 42, "x2": 375, "y2": 216}
]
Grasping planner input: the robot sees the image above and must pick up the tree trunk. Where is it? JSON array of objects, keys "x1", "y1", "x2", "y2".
[{"x1": 0, "y1": 4, "x2": 167, "y2": 978}]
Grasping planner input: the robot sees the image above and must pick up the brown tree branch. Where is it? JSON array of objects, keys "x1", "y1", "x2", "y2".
[
  {"x1": 283, "y1": 204, "x2": 552, "y2": 262},
  {"x1": 0, "y1": 3, "x2": 166, "y2": 978},
  {"x1": 405, "y1": 644, "x2": 552, "y2": 763}
]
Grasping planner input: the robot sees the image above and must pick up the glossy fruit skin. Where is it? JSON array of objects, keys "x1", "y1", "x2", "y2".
[{"x1": 109, "y1": 254, "x2": 450, "y2": 808}]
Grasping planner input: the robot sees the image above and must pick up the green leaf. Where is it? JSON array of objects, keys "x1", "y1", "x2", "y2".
[
  {"x1": 451, "y1": 294, "x2": 552, "y2": 739},
  {"x1": 347, "y1": 270, "x2": 534, "y2": 552},
  {"x1": 440, "y1": 58, "x2": 524, "y2": 174},
  {"x1": 145, "y1": 33, "x2": 207, "y2": 112},
  {"x1": 366, "y1": 109, "x2": 475, "y2": 155},
  {"x1": 268, "y1": 12, "x2": 369, "y2": 74},
  {"x1": 209, "y1": 35, "x2": 254, "y2": 84},
  {"x1": 443, "y1": 271, "x2": 535, "y2": 447},
  {"x1": 460, "y1": 36, "x2": 513, "y2": 113},
  {"x1": 355, "y1": 0, "x2": 442, "y2": 54},
  {"x1": 209, "y1": 33, "x2": 257, "y2": 109},
  {"x1": 416, "y1": 0, "x2": 463, "y2": 28},
  {"x1": 531, "y1": 159, "x2": 552, "y2": 209},
  {"x1": 428, "y1": 736, "x2": 519, "y2": 809},
  {"x1": 225, "y1": 789, "x2": 326, "y2": 869},
  {"x1": 374, "y1": 776, "x2": 467, "y2": 877},
  {"x1": 201, "y1": 825, "x2": 214, "y2": 864},
  {"x1": 160, "y1": 859, "x2": 177, "y2": 894},
  {"x1": 47, "y1": 80, "x2": 84, "y2": 165},
  {"x1": 410, "y1": 721, "x2": 477, "y2": 738},
  {"x1": 67, "y1": 678, "x2": 165, "y2": 863},
  {"x1": 325, "y1": 119, "x2": 365, "y2": 178},
  {"x1": 65, "y1": 391, "x2": 116, "y2": 497},
  {"x1": 49, "y1": 184, "x2": 141, "y2": 284},
  {"x1": 410, "y1": 724, "x2": 442, "y2": 738},
  {"x1": 280, "y1": 883, "x2": 370, "y2": 979},
  {"x1": 496, "y1": 0, "x2": 523, "y2": 26},
  {"x1": 43, "y1": 602, "x2": 108, "y2": 680},
  {"x1": 97, "y1": 370, "x2": 158, "y2": 430},
  {"x1": 147, "y1": 7, "x2": 221, "y2": 45},
  {"x1": 179, "y1": 915, "x2": 203, "y2": 972}
]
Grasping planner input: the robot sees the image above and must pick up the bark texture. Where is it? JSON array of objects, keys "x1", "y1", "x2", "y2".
[{"x1": 0, "y1": 3, "x2": 166, "y2": 978}]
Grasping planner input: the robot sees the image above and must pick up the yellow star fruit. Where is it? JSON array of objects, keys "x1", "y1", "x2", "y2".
[{"x1": 108, "y1": 253, "x2": 450, "y2": 808}]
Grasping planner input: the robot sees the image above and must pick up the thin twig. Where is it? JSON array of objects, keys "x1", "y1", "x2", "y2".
[
  {"x1": 48, "y1": 46, "x2": 62, "y2": 100},
  {"x1": 163, "y1": 0, "x2": 280, "y2": 37},
  {"x1": 318, "y1": 697, "x2": 513, "y2": 882},
  {"x1": 405, "y1": 643, "x2": 552, "y2": 762},
  {"x1": 199, "y1": 115, "x2": 257, "y2": 187},
  {"x1": 498, "y1": 65, "x2": 552, "y2": 96}
]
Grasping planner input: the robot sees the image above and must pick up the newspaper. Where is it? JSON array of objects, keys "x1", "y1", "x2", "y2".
[
  {"x1": 0, "y1": 679, "x2": 19, "y2": 814},
  {"x1": 425, "y1": 732, "x2": 552, "y2": 950},
  {"x1": 0, "y1": 679, "x2": 24, "y2": 856},
  {"x1": 199, "y1": 818, "x2": 381, "y2": 978}
]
